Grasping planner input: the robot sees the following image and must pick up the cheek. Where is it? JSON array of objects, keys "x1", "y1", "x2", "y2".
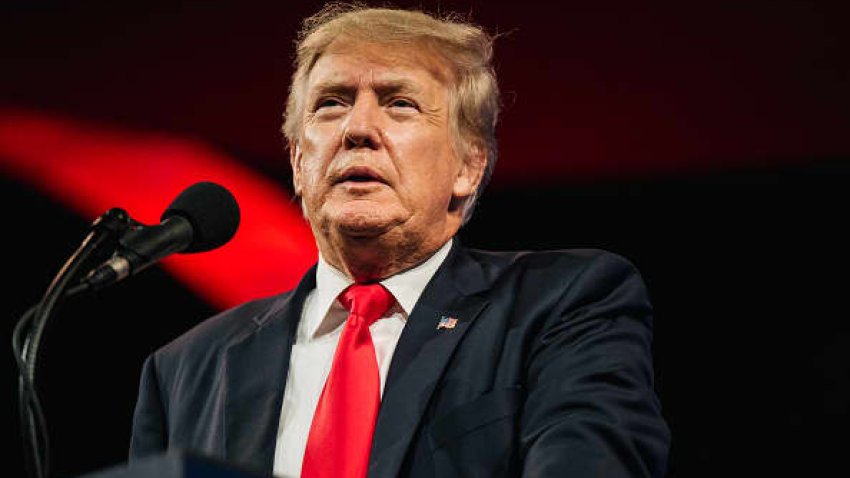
[
  {"x1": 299, "y1": 159, "x2": 322, "y2": 192},
  {"x1": 406, "y1": 146, "x2": 460, "y2": 204},
  {"x1": 396, "y1": 123, "x2": 457, "y2": 167},
  {"x1": 301, "y1": 125, "x2": 333, "y2": 160},
  {"x1": 299, "y1": 125, "x2": 339, "y2": 193}
]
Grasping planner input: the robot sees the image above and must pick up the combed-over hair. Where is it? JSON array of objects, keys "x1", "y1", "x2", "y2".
[{"x1": 282, "y1": 2, "x2": 500, "y2": 223}]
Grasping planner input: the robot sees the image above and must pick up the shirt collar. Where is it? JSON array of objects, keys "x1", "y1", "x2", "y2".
[{"x1": 309, "y1": 238, "x2": 453, "y2": 338}]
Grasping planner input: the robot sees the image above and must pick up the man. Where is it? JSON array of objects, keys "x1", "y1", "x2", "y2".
[{"x1": 130, "y1": 5, "x2": 670, "y2": 477}]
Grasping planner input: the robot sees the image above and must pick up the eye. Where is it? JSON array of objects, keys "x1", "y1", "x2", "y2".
[
  {"x1": 388, "y1": 97, "x2": 418, "y2": 109},
  {"x1": 314, "y1": 97, "x2": 345, "y2": 110}
]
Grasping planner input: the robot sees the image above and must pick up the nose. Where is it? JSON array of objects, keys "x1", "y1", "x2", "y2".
[{"x1": 342, "y1": 96, "x2": 382, "y2": 150}]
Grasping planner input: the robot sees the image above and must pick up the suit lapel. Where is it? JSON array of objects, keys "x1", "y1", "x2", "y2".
[
  {"x1": 222, "y1": 266, "x2": 316, "y2": 473},
  {"x1": 368, "y1": 244, "x2": 491, "y2": 478}
]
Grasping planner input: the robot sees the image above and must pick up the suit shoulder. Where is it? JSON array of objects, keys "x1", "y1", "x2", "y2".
[
  {"x1": 466, "y1": 247, "x2": 641, "y2": 279},
  {"x1": 462, "y1": 248, "x2": 649, "y2": 309},
  {"x1": 153, "y1": 291, "x2": 293, "y2": 364}
]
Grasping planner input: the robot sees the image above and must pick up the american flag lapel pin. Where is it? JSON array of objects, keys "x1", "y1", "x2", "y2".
[{"x1": 437, "y1": 315, "x2": 458, "y2": 330}]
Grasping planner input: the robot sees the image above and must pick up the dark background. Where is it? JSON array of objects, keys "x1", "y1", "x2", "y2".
[{"x1": 2, "y1": 1, "x2": 849, "y2": 477}]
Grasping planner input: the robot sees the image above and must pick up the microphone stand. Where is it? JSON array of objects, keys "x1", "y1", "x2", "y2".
[{"x1": 12, "y1": 208, "x2": 130, "y2": 478}]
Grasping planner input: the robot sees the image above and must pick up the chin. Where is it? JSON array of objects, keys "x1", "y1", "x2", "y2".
[
  {"x1": 336, "y1": 221, "x2": 393, "y2": 237},
  {"x1": 330, "y1": 210, "x2": 402, "y2": 238}
]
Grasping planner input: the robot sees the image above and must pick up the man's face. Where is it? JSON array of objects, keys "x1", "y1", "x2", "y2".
[{"x1": 291, "y1": 40, "x2": 482, "y2": 255}]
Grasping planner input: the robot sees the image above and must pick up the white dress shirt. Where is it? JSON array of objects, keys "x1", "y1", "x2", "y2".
[{"x1": 272, "y1": 239, "x2": 453, "y2": 478}]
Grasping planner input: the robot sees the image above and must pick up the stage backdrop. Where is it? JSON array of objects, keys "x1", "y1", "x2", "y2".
[{"x1": 2, "y1": 1, "x2": 848, "y2": 477}]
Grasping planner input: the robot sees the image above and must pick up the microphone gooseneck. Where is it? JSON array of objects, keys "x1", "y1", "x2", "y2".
[{"x1": 13, "y1": 181, "x2": 240, "y2": 478}]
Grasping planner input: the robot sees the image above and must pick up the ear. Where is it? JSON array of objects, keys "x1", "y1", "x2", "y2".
[
  {"x1": 289, "y1": 139, "x2": 303, "y2": 197},
  {"x1": 452, "y1": 143, "x2": 487, "y2": 200}
]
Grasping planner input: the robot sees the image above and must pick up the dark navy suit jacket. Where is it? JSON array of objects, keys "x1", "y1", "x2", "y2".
[{"x1": 129, "y1": 242, "x2": 670, "y2": 477}]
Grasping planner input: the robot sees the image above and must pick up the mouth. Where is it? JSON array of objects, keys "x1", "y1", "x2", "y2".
[{"x1": 334, "y1": 166, "x2": 387, "y2": 185}]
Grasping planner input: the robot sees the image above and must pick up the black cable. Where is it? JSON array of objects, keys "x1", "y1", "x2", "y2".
[
  {"x1": 12, "y1": 207, "x2": 130, "y2": 478},
  {"x1": 20, "y1": 237, "x2": 101, "y2": 478},
  {"x1": 13, "y1": 305, "x2": 48, "y2": 478},
  {"x1": 23, "y1": 208, "x2": 129, "y2": 387},
  {"x1": 20, "y1": 234, "x2": 98, "y2": 478}
]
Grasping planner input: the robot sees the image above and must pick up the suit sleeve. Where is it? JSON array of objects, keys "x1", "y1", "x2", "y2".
[
  {"x1": 520, "y1": 253, "x2": 670, "y2": 477},
  {"x1": 129, "y1": 353, "x2": 168, "y2": 460}
]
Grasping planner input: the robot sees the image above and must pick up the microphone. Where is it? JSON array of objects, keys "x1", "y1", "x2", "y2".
[{"x1": 84, "y1": 182, "x2": 240, "y2": 290}]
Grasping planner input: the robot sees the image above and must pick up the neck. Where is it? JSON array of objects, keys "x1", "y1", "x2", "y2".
[{"x1": 317, "y1": 232, "x2": 452, "y2": 283}]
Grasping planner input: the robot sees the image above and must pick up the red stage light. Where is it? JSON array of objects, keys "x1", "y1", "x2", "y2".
[{"x1": 0, "y1": 108, "x2": 317, "y2": 309}]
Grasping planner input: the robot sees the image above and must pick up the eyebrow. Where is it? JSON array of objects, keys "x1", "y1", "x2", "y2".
[{"x1": 309, "y1": 78, "x2": 425, "y2": 99}]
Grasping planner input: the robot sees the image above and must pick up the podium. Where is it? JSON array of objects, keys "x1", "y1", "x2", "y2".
[{"x1": 77, "y1": 451, "x2": 270, "y2": 478}]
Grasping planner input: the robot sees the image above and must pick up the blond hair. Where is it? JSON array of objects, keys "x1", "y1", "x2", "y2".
[{"x1": 282, "y1": 3, "x2": 500, "y2": 223}]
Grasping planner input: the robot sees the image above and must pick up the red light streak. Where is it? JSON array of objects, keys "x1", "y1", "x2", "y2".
[{"x1": 0, "y1": 108, "x2": 317, "y2": 309}]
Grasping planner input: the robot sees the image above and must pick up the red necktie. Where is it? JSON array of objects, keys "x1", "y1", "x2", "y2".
[{"x1": 301, "y1": 283, "x2": 395, "y2": 478}]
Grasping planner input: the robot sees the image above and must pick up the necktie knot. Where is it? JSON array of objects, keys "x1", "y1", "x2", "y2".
[{"x1": 339, "y1": 283, "x2": 394, "y2": 327}]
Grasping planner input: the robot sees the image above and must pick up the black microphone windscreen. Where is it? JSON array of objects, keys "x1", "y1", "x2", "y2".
[{"x1": 161, "y1": 182, "x2": 240, "y2": 253}]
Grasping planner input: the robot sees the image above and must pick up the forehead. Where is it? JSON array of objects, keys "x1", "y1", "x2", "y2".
[{"x1": 305, "y1": 39, "x2": 454, "y2": 92}]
